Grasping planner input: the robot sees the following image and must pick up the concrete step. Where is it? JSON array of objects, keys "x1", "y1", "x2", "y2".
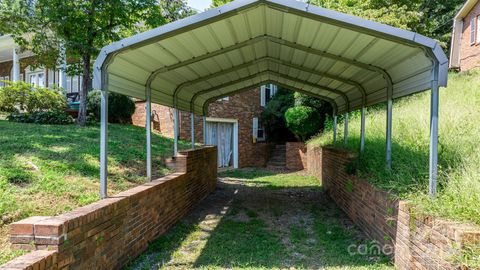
[
  {"x1": 266, "y1": 165, "x2": 287, "y2": 170},
  {"x1": 267, "y1": 161, "x2": 286, "y2": 167}
]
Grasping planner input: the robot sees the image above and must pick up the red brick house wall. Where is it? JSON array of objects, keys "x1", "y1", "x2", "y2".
[
  {"x1": 132, "y1": 88, "x2": 271, "y2": 168},
  {"x1": 3, "y1": 147, "x2": 217, "y2": 270},
  {"x1": 459, "y1": 1, "x2": 480, "y2": 70},
  {"x1": 132, "y1": 101, "x2": 175, "y2": 138}
]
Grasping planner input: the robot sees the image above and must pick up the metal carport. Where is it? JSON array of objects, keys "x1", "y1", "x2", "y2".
[{"x1": 92, "y1": 0, "x2": 448, "y2": 199}]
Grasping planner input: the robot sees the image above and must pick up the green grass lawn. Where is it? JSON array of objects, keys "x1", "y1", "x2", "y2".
[
  {"x1": 125, "y1": 169, "x2": 393, "y2": 270},
  {"x1": 0, "y1": 120, "x2": 190, "y2": 264},
  {"x1": 309, "y1": 70, "x2": 480, "y2": 227},
  {"x1": 219, "y1": 168, "x2": 320, "y2": 189}
]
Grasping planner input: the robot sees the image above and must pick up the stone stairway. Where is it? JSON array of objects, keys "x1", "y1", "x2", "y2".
[{"x1": 267, "y1": 144, "x2": 286, "y2": 169}]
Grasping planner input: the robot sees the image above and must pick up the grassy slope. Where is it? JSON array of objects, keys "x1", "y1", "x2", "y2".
[
  {"x1": 0, "y1": 121, "x2": 190, "y2": 264},
  {"x1": 309, "y1": 70, "x2": 480, "y2": 226}
]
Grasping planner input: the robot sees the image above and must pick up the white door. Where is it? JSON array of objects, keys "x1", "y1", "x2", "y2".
[{"x1": 206, "y1": 121, "x2": 234, "y2": 167}]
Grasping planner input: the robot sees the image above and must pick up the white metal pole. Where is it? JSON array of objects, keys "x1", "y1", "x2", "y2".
[
  {"x1": 173, "y1": 108, "x2": 178, "y2": 157},
  {"x1": 360, "y1": 107, "x2": 366, "y2": 153},
  {"x1": 429, "y1": 75, "x2": 440, "y2": 198},
  {"x1": 12, "y1": 48, "x2": 20, "y2": 82},
  {"x1": 146, "y1": 89, "x2": 152, "y2": 182},
  {"x1": 59, "y1": 45, "x2": 67, "y2": 90},
  {"x1": 386, "y1": 98, "x2": 393, "y2": 168},
  {"x1": 203, "y1": 116, "x2": 207, "y2": 144},
  {"x1": 333, "y1": 115, "x2": 337, "y2": 144},
  {"x1": 100, "y1": 87, "x2": 108, "y2": 199},
  {"x1": 344, "y1": 113, "x2": 348, "y2": 146},
  {"x1": 191, "y1": 112, "x2": 195, "y2": 149}
]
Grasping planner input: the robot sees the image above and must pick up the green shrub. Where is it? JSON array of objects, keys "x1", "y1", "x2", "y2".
[
  {"x1": 284, "y1": 106, "x2": 321, "y2": 142},
  {"x1": 7, "y1": 111, "x2": 74, "y2": 125},
  {"x1": 294, "y1": 92, "x2": 333, "y2": 131},
  {"x1": 87, "y1": 90, "x2": 135, "y2": 123},
  {"x1": 0, "y1": 81, "x2": 66, "y2": 113}
]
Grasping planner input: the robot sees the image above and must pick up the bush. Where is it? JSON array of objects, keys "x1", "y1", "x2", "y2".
[
  {"x1": 284, "y1": 106, "x2": 321, "y2": 142},
  {"x1": 87, "y1": 90, "x2": 135, "y2": 123},
  {"x1": 294, "y1": 92, "x2": 332, "y2": 131},
  {"x1": 0, "y1": 81, "x2": 67, "y2": 113},
  {"x1": 7, "y1": 111, "x2": 74, "y2": 125}
]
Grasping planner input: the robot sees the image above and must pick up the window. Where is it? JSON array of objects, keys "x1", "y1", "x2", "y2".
[
  {"x1": 217, "y1": 96, "x2": 229, "y2": 102},
  {"x1": 0, "y1": 76, "x2": 9, "y2": 87},
  {"x1": 471, "y1": 17, "x2": 476, "y2": 45},
  {"x1": 476, "y1": 16, "x2": 480, "y2": 44},
  {"x1": 252, "y1": 117, "x2": 266, "y2": 142},
  {"x1": 29, "y1": 71, "x2": 45, "y2": 87},
  {"x1": 260, "y1": 84, "x2": 278, "y2": 107}
]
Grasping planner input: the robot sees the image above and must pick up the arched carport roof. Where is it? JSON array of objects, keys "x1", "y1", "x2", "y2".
[{"x1": 93, "y1": 0, "x2": 448, "y2": 116}]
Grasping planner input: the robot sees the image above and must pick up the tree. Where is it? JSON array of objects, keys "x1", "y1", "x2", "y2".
[
  {"x1": 284, "y1": 106, "x2": 322, "y2": 142},
  {"x1": 294, "y1": 93, "x2": 332, "y2": 131},
  {"x1": 260, "y1": 88, "x2": 296, "y2": 142},
  {"x1": 0, "y1": 0, "x2": 194, "y2": 126},
  {"x1": 308, "y1": 0, "x2": 464, "y2": 50},
  {"x1": 211, "y1": 0, "x2": 232, "y2": 8}
]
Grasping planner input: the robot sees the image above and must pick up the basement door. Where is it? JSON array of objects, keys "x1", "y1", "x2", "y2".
[{"x1": 205, "y1": 121, "x2": 234, "y2": 168}]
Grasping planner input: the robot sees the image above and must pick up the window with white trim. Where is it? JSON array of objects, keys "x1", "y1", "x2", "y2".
[
  {"x1": 260, "y1": 84, "x2": 278, "y2": 107},
  {"x1": 471, "y1": 17, "x2": 476, "y2": 45},
  {"x1": 217, "y1": 96, "x2": 229, "y2": 101},
  {"x1": 0, "y1": 76, "x2": 9, "y2": 87},
  {"x1": 29, "y1": 71, "x2": 45, "y2": 87},
  {"x1": 476, "y1": 16, "x2": 480, "y2": 44},
  {"x1": 252, "y1": 117, "x2": 266, "y2": 142}
]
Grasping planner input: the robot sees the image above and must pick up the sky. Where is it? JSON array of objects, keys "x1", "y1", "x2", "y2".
[{"x1": 187, "y1": 0, "x2": 212, "y2": 11}]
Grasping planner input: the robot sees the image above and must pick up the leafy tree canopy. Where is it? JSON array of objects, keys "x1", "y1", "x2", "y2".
[
  {"x1": 285, "y1": 106, "x2": 322, "y2": 142},
  {"x1": 0, "y1": 0, "x2": 194, "y2": 126}
]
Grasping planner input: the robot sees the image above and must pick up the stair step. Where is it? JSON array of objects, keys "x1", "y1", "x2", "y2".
[{"x1": 268, "y1": 162, "x2": 286, "y2": 166}]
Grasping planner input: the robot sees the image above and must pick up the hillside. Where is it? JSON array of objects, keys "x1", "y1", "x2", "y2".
[
  {"x1": 309, "y1": 70, "x2": 480, "y2": 226},
  {"x1": 0, "y1": 121, "x2": 190, "y2": 264}
]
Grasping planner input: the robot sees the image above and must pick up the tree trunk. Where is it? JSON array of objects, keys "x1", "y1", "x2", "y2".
[{"x1": 77, "y1": 54, "x2": 91, "y2": 126}]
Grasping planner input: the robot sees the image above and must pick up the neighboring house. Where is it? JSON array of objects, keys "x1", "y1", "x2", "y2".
[
  {"x1": 0, "y1": 35, "x2": 82, "y2": 93},
  {"x1": 450, "y1": 0, "x2": 480, "y2": 70},
  {"x1": 132, "y1": 84, "x2": 278, "y2": 168}
]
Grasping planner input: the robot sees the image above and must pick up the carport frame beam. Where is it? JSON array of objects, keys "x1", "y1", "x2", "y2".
[
  {"x1": 100, "y1": 81, "x2": 108, "y2": 199},
  {"x1": 360, "y1": 107, "x2": 366, "y2": 153},
  {"x1": 173, "y1": 108, "x2": 179, "y2": 157},
  {"x1": 146, "y1": 86, "x2": 152, "y2": 182},
  {"x1": 429, "y1": 64, "x2": 440, "y2": 198},
  {"x1": 344, "y1": 113, "x2": 349, "y2": 146},
  {"x1": 191, "y1": 112, "x2": 195, "y2": 149},
  {"x1": 333, "y1": 115, "x2": 337, "y2": 144}
]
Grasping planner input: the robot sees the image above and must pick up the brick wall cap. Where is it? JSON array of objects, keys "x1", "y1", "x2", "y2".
[
  {"x1": 10, "y1": 217, "x2": 52, "y2": 236},
  {"x1": 0, "y1": 250, "x2": 57, "y2": 269},
  {"x1": 34, "y1": 217, "x2": 66, "y2": 236},
  {"x1": 178, "y1": 146, "x2": 216, "y2": 156},
  {"x1": 321, "y1": 146, "x2": 358, "y2": 158}
]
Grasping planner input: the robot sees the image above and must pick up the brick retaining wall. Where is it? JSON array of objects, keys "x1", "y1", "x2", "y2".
[
  {"x1": 285, "y1": 142, "x2": 307, "y2": 170},
  {"x1": 1, "y1": 146, "x2": 217, "y2": 270},
  {"x1": 308, "y1": 146, "x2": 480, "y2": 269}
]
